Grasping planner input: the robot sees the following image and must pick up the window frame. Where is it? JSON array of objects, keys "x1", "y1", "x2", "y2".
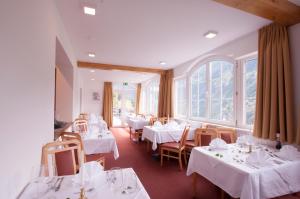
[
  {"x1": 174, "y1": 75, "x2": 188, "y2": 119},
  {"x1": 187, "y1": 56, "x2": 236, "y2": 126},
  {"x1": 236, "y1": 53, "x2": 258, "y2": 129}
]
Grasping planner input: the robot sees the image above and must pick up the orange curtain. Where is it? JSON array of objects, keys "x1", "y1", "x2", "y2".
[
  {"x1": 136, "y1": 83, "x2": 141, "y2": 114},
  {"x1": 254, "y1": 23, "x2": 295, "y2": 143},
  {"x1": 158, "y1": 69, "x2": 174, "y2": 118},
  {"x1": 102, "y1": 82, "x2": 113, "y2": 128}
]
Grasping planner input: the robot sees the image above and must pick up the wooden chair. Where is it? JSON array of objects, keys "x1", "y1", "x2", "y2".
[
  {"x1": 60, "y1": 132, "x2": 105, "y2": 169},
  {"x1": 79, "y1": 113, "x2": 89, "y2": 120},
  {"x1": 216, "y1": 128, "x2": 236, "y2": 144},
  {"x1": 195, "y1": 128, "x2": 218, "y2": 146},
  {"x1": 74, "y1": 119, "x2": 88, "y2": 133},
  {"x1": 41, "y1": 140, "x2": 82, "y2": 176},
  {"x1": 160, "y1": 126, "x2": 190, "y2": 171},
  {"x1": 149, "y1": 117, "x2": 158, "y2": 126},
  {"x1": 158, "y1": 117, "x2": 169, "y2": 125}
]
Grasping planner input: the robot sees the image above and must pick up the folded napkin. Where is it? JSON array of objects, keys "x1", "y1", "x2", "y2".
[
  {"x1": 246, "y1": 149, "x2": 273, "y2": 168},
  {"x1": 209, "y1": 138, "x2": 228, "y2": 150},
  {"x1": 153, "y1": 121, "x2": 162, "y2": 127},
  {"x1": 236, "y1": 135, "x2": 254, "y2": 145},
  {"x1": 164, "y1": 121, "x2": 178, "y2": 129},
  {"x1": 73, "y1": 161, "x2": 104, "y2": 186},
  {"x1": 276, "y1": 145, "x2": 300, "y2": 161},
  {"x1": 179, "y1": 122, "x2": 187, "y2": 128}
]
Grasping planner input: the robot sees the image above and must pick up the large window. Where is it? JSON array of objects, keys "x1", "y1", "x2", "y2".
[
  {"x1": 243, "y1": 58, "x2": 257, "y2": 126},
  {"x1": 190, "y1": 60, "x2": 234, "y2": 124},
  {"x1": 191, "y1": 65, "x2": 207, "y2": 118},
  {"x1": 186, "y1": 55, "x2": 257, "y2": 129},
  {"x1": 174, "y1": 78, "x2": 187, "y2": 117},
  {"x1": 140, "y1": 79, "x2": 159, "y2": 116}
]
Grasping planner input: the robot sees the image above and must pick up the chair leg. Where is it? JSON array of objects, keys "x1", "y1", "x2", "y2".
[
  {"x1": 129, "y1": 127, "x2": 132, "y2": 139},
  {"x1": 167, "y1": 151, "x2": 170, "y2": 161},
  {"x1": 184, "y1": 150, "x2": 187, "y2": 165},
  {"x1": 160, "y1": 149, "x2": 164, "y2": 167},
  {"x1": 178, "y1": 151, "x2": 183, "y2": 170}
]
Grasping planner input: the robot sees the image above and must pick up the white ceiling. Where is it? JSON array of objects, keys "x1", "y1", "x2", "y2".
[{"x1": 55, "y1": 0, "x2": 270, "y2": 69}]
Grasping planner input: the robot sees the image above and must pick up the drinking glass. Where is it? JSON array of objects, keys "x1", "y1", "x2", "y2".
[{"x1": 107, "y1": 167, "x2": 123, "y2": 193}]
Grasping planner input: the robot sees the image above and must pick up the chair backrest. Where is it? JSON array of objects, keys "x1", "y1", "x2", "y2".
[
  {"x1": 158, "y1": 117, "x2": 169, "y2": 124},
  {"x1": 149, "y1": 117, "x2": 158, "y2": 126},
  {"x1": 60, "y1": 132, "x2": 84, "y2": 149},
  {"x1": 74, "y1": 119, "x2": 88, "y2": 133},
  {"x1": 195, "y1": 128, "x2": 218, "y2": 146},
  {"x1": 179, "y1": 126, "x2": 191, "y2": 149},
  {"x1": 60, "y1": 132, "x2": 85, "y2": 166},
  {"x1": 216, "y1": 128, "x2": 236, "y2": 143},
  {"x1": 41, "y1": 140, "x2": 82, "y2": 176},
  {"x1": 79, "y1": 113, "x2": 89, "y2": 120}
]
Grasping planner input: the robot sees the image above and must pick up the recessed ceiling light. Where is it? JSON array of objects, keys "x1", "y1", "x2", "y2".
[
  {"x1": 88, "y1": 53, "x2": 95, "y2": 58},
  {"x1": 204, "y1": 31, "x2": 218, "y2": 39},
  {"x1": 159, "y1": 61, "x2": 167, "y2": 66},
  {"x1": 90, "y1": 70, "x2": 95, "y2": 73},
  {"x1": 91, "y1": 78, "x2": 95, "y2": 81},
  {"x1": 84, "y1": 6, "x2": 96, "y2": 15}
]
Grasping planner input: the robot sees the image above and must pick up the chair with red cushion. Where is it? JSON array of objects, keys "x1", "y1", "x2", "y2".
[
  {"x1": 41, "y1": 140, "x2": 82, "y2": 176},
  {"x1": 216, "y1": 128, "x2": 236, "y2": 144},
  {"x1": 60, "y1": 132, "x2": 105, "y2": 169},
  {"x1": 196, "y1": 128, "x2": 218, "y2": 146},
  {"x1": 160, "y1": 126, "x2": 190, "y2": 171}
]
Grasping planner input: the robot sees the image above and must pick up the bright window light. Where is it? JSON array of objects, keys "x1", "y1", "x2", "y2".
[{"x1": 84, "y1": 7, "x2": 96, "y2": 15}]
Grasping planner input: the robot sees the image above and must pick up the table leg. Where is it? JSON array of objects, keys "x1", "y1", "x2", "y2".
[{"x1": 193, "y1": 173, "x2": 198, "y2": 198}]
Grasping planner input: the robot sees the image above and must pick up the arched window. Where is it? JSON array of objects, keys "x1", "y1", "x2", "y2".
[{"x1": 189, "y1": 58, "x2": 235, "y2": 124}]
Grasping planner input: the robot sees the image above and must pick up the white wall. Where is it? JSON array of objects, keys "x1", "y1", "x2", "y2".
[
  {"x1": 0, "y1": 0, "x2": 76, "y2": 198},
  {"x1": 174, "y1": 31, "x2": 258, "y2": 77},
  {"x1": 289, "y1": 23, "x2": 300, "y2": 140},
  {"x1": 79, "y1": 69, "x2": 157, "y2": 116}
]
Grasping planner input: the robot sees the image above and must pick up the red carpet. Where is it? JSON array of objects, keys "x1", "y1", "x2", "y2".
[{"x1": 97, "y1": 127, "x2": 299, "y2": 199}]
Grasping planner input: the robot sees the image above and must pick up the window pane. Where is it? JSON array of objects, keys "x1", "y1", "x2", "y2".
[
  {"x1": 191, "y1": 65, "x2": 206, "y2": 118},
  {"x1": 175, "y1": 78, "x2": 186, "y2": 116},
  {"x1": 244, "y1": 58, "x2": 257, "y2": 125},
  {"x1": 209, "y1": 61, "x2": 234, "y2": 122}
]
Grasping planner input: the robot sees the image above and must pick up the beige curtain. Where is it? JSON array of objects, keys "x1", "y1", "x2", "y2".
[
  {"x1": 136, "y1": 83, "x2": 141, "y2": 114},
  {"x1": 254, "y1": 23, "x2": 295, "y2": 143},
  {"x1": 102, "y1": 82, "x2": 113, "y2": 128},
  {"x1": 158, "y1": 69, "x2": 174, "y2": 118}
]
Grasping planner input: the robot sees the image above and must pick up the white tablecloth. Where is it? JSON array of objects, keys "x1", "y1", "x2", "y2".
[
  {"x1": 142, "y1": 126, "x2": 195, "y2": 150},
  {"x1": 18, "y1": 168, "x2": 150, "y2": 199},
  {"x1": 186, "y1": 144, "x2": 300, "y2": 199},
  {"x1": 128, "y1": 119, "x2": 149, "y2": 130},
  {"x1": 82, "y1": 132, "x2": 119, "y2": 159}
]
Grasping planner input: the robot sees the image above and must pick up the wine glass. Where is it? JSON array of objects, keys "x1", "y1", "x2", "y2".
[{"x1": 107, "y1": 167, "x2": 123, "y2": 193}]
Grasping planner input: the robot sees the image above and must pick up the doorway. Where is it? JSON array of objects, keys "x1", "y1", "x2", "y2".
[{"x1": 113, "y1": 83, "x2": 137, "y2": 127}]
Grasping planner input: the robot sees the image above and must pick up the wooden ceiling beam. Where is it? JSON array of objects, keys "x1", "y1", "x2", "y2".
[
  {"x1": 213, "y1": 0, "x2": 300, "y2": 26},
  {"x1": 77, "y1": 61, "x2": 166, "y2": 74}
]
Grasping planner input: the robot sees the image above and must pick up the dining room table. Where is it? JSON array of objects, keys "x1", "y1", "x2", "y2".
[
  {"x1": 17, "y1": 167, "x2": 150, "y2": 199},
  {"x1": 142, "y1": 125, "x2": 195, "y2": 151},
  {"x1": 187, "y1": 143, "x2": 300, "y2": 199},
  {"x1": 81, "y1": 129, "x2": 120, "y2": 159},
  {"x1": 127, "y1": 117, "x2": 149, "y2": 132}
]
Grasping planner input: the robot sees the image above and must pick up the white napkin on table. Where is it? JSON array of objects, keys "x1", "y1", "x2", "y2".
[
  {"x1": 209, "y1": 138, "x2": 228, "y2": 150},
  {"x1": 153, "y1": 121, "x2": 162, "y2": 127},
  {"x1": 73, "y1": 161, "x2": 104, "y2": 186},
  {"x1": 237, "y1": 135, "x2": 254, "y2": 145},
  {"x1": 164, "y1": 121, "x2": 178, "y2": 129},
  {"x1": 246, "y1": 149, "x2": 273, "y2": 168},
  {"x1": 276, "y1": 145, "x2": 300, "y2": 161}
]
